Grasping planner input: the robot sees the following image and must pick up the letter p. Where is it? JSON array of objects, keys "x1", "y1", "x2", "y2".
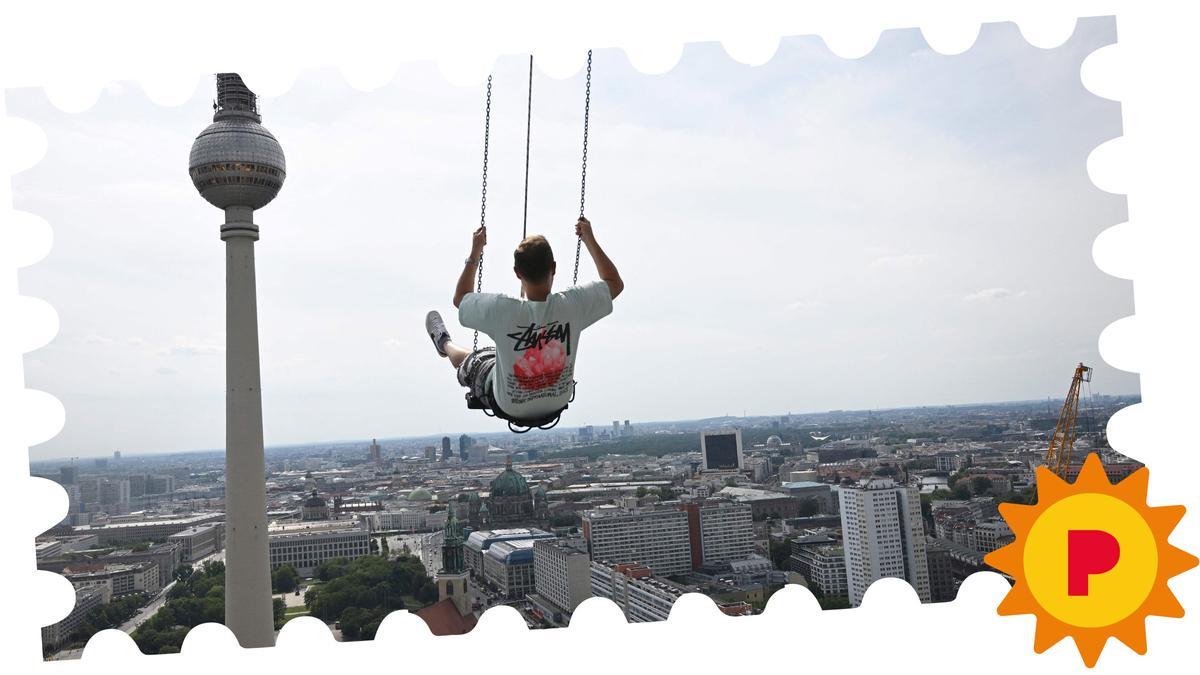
[{"x1": 1067, "y1": 529, "x2": 1120, "y2": 596}]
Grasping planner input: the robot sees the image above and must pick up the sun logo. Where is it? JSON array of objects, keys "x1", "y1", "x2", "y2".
[{"x1": 985, "y1": 453, "x2": 1197, "y2": 667}]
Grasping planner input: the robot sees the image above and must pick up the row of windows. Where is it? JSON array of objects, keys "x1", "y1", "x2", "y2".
[
  {"x1": 194, "y1": 175, "x2": 283, "y2": 189},
  {"x1": 193, "y1": 162, "x2": 282, "y2": 177}
]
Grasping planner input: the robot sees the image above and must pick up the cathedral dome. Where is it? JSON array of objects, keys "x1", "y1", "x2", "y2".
[
  {"x1": 490, "y1": 457, "x2": 530, "y2": 498},
  {"x1": 408, "y1": 487, "x2": 433, "y2": 502}
]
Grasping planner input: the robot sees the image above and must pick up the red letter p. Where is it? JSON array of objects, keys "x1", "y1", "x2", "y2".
[{"x1": 1067, "y1": 529, "x2": 1120, "y2": 596}]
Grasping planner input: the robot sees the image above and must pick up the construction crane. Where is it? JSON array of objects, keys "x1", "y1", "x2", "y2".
[{"x1": 1045, "y1": 362, "x2": 1093, "y2": 478}]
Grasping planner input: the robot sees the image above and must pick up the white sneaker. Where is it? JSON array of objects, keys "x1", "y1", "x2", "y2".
[{"x1": 425, "y1": 311, "x2": 451, "y2": 358}]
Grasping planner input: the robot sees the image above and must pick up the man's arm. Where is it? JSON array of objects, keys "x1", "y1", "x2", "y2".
[
  {"x1": 576, "y1": 217, "x2": 624, "y2": 300},
  {"x1": 453, "y1": 226, "x2": 487, "y2": 308}
]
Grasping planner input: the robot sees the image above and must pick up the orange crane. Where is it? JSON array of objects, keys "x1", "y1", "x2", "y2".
[{"x1": 1044, "y1": 362, "x2": 1093, "y2": 478}]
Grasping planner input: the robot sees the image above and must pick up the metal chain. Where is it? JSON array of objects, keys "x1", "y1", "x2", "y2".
[
  {"x1": 473, "y1": 75, "x2": 493, "y2": 352},
  {"x1": 522, "y1": 55, "x2": 533, "y2": 242},
  {"x1": 573, "y1": 49, "x2": 592, "y2": 287}
]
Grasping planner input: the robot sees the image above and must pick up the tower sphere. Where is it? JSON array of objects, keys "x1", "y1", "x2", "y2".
[{"x1": 189, "y1": 74, "x2": 286, "y2": 210}]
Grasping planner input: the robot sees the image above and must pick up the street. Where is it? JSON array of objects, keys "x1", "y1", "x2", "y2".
[{"x1": 120, "y1": 547, "x2": 227, "y2": 634}]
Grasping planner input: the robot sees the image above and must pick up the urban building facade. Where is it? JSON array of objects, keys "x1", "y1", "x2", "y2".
[
  {"x1": 533, "y1": 538, "x2": 592, "y2": 615},
  {"x1": 838, "y1": 477, "x2": 931, "y2": 606},
  {"x1": 267, "y1": 521, "x2": 370, "y2": 576},
  {"x1": 583, "y1": 508, "x2": 692, "y2": 577}
]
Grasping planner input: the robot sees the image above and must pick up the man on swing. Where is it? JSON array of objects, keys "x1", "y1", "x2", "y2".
[{"x1": 425, "y1": 216, "x2": 624, "y2": 428}]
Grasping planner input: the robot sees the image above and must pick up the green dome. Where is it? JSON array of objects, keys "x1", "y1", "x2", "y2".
[
  {"x1": 407, "y1": 487, "x2": 433, "y2": 502},
  {"x1": 490, "y1": 457, "x2": 530, "y2": 498}
]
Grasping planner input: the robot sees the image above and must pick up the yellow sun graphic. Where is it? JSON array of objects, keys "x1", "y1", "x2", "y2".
[{"x1": 985, "y1": 453, "x2": 1197, "y2": 667}]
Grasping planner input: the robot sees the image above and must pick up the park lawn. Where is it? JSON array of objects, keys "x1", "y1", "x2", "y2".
[{"x1": 284, "y1": 607, "x2": 311, "y2": 618}]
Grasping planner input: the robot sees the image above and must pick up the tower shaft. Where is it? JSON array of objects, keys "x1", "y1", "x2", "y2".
[{"x1": 222, "y1": 205, "x2": 274, "y2": 647}]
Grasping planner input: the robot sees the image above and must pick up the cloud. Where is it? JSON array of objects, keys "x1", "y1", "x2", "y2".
[
  {"x1": 155, "y1": 367, "x2": 178, "y2": 376},
  {"x1": 82, "y1": 332, "x2": 113, "y2": 345},
  {"x1": 786, "y1": 300, "x2": 824, "y2": 311},
  {"x1": 963, "y1": 288, "x2": 1028, "y2": 302}
]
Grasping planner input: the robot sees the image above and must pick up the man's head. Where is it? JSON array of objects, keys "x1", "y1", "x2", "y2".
[{"x1": 513, "y1": 235, "x2": 556, "y2": 291}]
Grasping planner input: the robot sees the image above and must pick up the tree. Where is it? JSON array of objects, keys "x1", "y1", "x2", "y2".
[
  {"x1": 658, "y1": 486, "x2": 675, "y2": 501},
  {"x1": 635, "y1": 486, "x2": 648, "y2": 498},
  {"x1": 173, "y1": 564, "x2": 193, "y2": 584},
  {"x1": 952, "y1": 483, "x2": 972, "y2": 500},
  {"x1": 970, "y1": 476, "x2": 994, "y2": 496},
  {"x1": 273, "y1": 598, "x2": 287, "y2": 630},
  {"x1": 272, "y1": 564, "x2": 300, "y2": 594},
  {"x1": 769, "y1": 538, "x2": 792, "y2": 570},
  {"x1": 414, "y1": 581, "x2": 438, "y2": 606},
  {"x1": 818, "y1": 596, "x2": 851, "y2": 610}
]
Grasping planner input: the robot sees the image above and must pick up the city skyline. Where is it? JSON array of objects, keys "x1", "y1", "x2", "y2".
[
  {"x1": 37, "y1": 395, "x2": 1144, "y2": 657},
  {"x1": 13, "y1": 18, "x2": 1133, "y2": 459},
  {"x1": 27, "y1": 389, "x2": 1140, "y2": 463}
]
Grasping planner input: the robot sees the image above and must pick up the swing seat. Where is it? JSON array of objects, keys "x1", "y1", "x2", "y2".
[{"x1": 466, "y1": 381, "x2": 576, "y2": 434}]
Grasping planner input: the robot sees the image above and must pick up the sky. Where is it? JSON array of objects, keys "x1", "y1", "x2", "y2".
[{"x1": 13, "y1": 17, "x2": 1134, "y2": 459}]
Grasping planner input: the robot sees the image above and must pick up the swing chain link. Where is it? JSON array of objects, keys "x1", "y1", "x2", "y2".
[
  {"x1": 574, "y1": 49, "x2": 592, "y2": 287},
  {"x1": 473, "y1": 74, "x2": 493, "y2": 352}
]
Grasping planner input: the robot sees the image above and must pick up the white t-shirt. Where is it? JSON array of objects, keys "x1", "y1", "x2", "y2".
[{"x1": 459, "y1": 280, "x2": 614, "y2": 420}]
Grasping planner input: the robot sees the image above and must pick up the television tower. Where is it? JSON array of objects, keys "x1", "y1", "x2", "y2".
[{"x1": 189, "y1": 73, "x2": 286, "y2": 648}]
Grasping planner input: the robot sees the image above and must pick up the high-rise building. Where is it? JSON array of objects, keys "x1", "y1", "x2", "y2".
[
  {"x1": 424, "y1": 446, "x2": 437, "y2": 461},
  {"x1": 99, "y1": 479, "x2": 131, "y2": 507},
  {"x1": 128, "y1": 474, "x2": 147, "y2": 498},
  {"x1": 458, "y1": 434, "x2": 473, "y2": 461},
  {"x1": 838, "y1": 477, "x2": 931, "y2": 607},
  {"x1": 696, "y1": 501, "x2": 754, "y2": 566},
  {"x1": 578, "y1": 425, "x2": 594, "y2": 443},
  {"x1": 533, "y1": 538, "x2": 592, "y2": 616},
  {"x1": 623, "y1": 420, "x2": 632, "y2": 437},
  {"x1": 441, "y1": 436, "x2": 452, "y2": 461},
  {"x1": 582, "y1": 508, "x2": 692, "y2": 577},
  {"x1": 368, "y1": 438, "x2": 382, "y2": 465},
  {"x1": 59, "y1": 465, "x2": 78, "y2": 485},
  {"x1": 612, "y1": 420, "x2": 620, "y2": 436},
  {"x1": 701, "y1": 428, "x2": 743, "y2": 472},
  {"x1": 190, "y1": 72, "x2": 286, "y2": 648},
  {"x1": 112, "y1": 450, "x2": 122, "y2": 462},
  {"x1": 469, "y1": 444, "x2": 488, "y2": 464}
]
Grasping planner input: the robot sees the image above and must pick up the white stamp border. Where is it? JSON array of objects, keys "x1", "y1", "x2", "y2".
[{"x1": 1, "y1": 1, "x2": 1195, "y2": 672}]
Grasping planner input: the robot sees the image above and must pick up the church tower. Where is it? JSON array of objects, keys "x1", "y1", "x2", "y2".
[{"x1": 437, "y1": 509, "x2": 471, "y2": 616}]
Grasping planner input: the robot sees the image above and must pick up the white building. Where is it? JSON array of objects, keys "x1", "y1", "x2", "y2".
[
  {"x1": 35, "y1": 540, "x2": 63, "y2": 560},
  {"x1": 792, "y1": 544, "x2": 847, "y2": 599},
  {"x1": 697, "y1": 501, "x2": 754, "y2": 566},
  {"x1": 966, "y1": 517, "x2": 1015, "y2": 554},
  {"x1": 482, "y1": 539, "x2": 537, "y2": 599},
  {"x1": 63, "y1": 562, "x2": 160, "y2": 599},
  {"x1": 590, "y1": 561, "x2": 686, "y2": 623},
  {"x1": 267, "y1": 520, "x2": 371, "y2": 576},
  {"x1": 533, "y1": 539, "x2": 592, "y2": 616},
  {"x1": 41, "y1": 586, "x2": 107, "y2": 649},
  {"x1": 838, "y1": 477, "x2": 930, "y2": 607},
  {"x1": 167, "y1": 522, "x2": 224, "y2": 562},
  {"x1": 370, "y1": 508, "x2": 448, "y2": 533},
  {"x1": 583, "y1": 508, "x2": 692, "y2": 577}
]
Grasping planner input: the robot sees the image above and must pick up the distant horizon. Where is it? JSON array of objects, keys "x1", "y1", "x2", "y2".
[{"x1": 29, "y1": 389, "x2": 1140, "y2": 465}]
